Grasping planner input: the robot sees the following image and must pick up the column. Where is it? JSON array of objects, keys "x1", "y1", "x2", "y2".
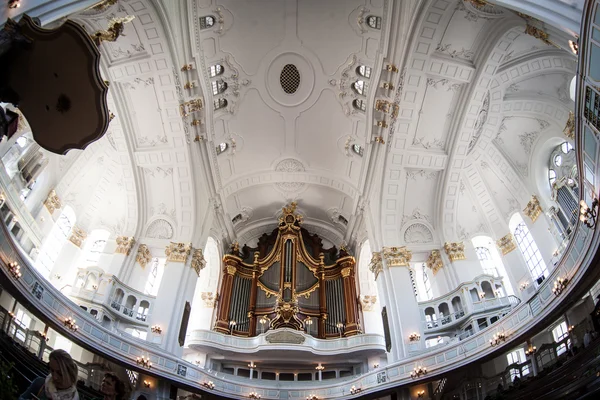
[
  {"x1": 214, "y1": 259, "x2": 237, "y2": 334},
  {"x1": 340, "y1": 258, "x2": 359, "y2": 336},
  {"x1": 318, "y1": 255, "x2": 326, "y2": 339},
  {"x1": 496, "y1": 233, "x2": 527, "y2": 298},
  {"x1": 50, "y1": 226, "x2": 87, "y2": 286},
  {"x1": 248, "y1": 252, "x2": 260, "y2": 336}
]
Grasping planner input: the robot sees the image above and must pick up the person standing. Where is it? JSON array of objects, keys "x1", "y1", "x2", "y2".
[
  {"x1": 18, "y1": 349, "x2": 80, "y2": 400},
  {"x1": 99, "y1": 372, "x2": 126, "y2": 400}
]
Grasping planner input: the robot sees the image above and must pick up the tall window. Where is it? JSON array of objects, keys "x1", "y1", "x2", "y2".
[
  {"x1": 552, "y1": 321, "x2": 570, "y2": 356},
  {"x1": 475, "y1": 247, "x2": 498, "y2": 277},
  {"x1": 548, "y1": 141, "x2": 578, "y2": 232},
  {"x1": 512, "y1": 214, "x2": 548, "y2": 282},
  {"x1": 423, "y1": 269, "x2": 433, "y2": 300},
  {"x1": 209, "y1": 64, "x2": 224, "y2": 77},
  {"x1": 214, "y1": 98, "x2": 227, "y2": 111},
  {"x1": 144, "y1": 257, "x2": 164, "y2": 297},
  {"x1": 85, "y1": 229, "x2": 110, "y2": 264},
  {"x1": 36, "y1": 206, "x2": 76, "y2": 277},
  {"x1": 506, "y1": 349, "x2": 529, "y2": 380}
]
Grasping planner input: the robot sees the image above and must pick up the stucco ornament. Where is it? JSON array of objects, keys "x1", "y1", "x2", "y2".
[{"x1": 444, "y1": 242, "x2": 466, "y2": 261}]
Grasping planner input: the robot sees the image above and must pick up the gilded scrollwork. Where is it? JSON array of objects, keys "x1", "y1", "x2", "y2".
[
  {"x1": 44, "y1": 189, "x2": 62, "y2": 214},
  {"x1": 360, "y1": 295, "x2": 377, "y2": 311},
  {"x1": 369, "y1": 252, "x2": 383, "y2": 280},
  {"x1": 444, "y1": 242, "x2": 466, "y2": 261},
  {"x1": 68, "y1": 227, "x2": 87, "y2": 248},
  {"x1": 382, "y1": 246, "x2": 412, "y2": 267},
  {"x1": 496, "y1": 233, "x2": 517, "y2": 255},
  {"x1": 115, "y1": 236, "x2": 135, "y2": 255},
  {"x1": 191, "y1": 248, "x2": 206, "y2": 276},
  {"x1": 136, "y1": 244, "x2": 151, "y2": 268},
  {"x1": 427, "y1": 250, "x2": 444, "y2": 275},
  {"x1": 523, "y1": 195, "x2": 542, "y2": 222},
  {"x1": 165, "y1": 242, "x2": 192, "y2": 263}
]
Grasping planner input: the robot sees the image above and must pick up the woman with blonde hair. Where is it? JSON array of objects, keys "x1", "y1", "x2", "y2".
[{"x1": 19, "y1": 349, "x2": 80, "y2": 400}]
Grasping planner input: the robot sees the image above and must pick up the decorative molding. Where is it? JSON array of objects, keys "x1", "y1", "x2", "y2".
[
  {"x1": 427, "y1": 250, "x2": 444, "y2": 275},
  {"x1": 524, "y1": 24, "x2": 557, "y2": 47},
  {"x1": 369, "y1": 252, "x2": 383, "y2": 280},
  {"x1": 136, "y1": 244, "x2": 151, "y2": 268},
  {"x1": 265, "y1": 330, "x2": 305, "y2": 345},
  {"x1": 166, "y1": 242, "x2": 192, "y2": 263},
  {"x1": 146, "y1": 218, "x2": 174, "y2": 239},
  {"x1": 496, "y1": 233, "x2": 517, "y2": 255},
  {"x1": 44, "y1": 190, "x2": 62, "y2": 214},
  {"x1": 444, "y1": 242, "x2": 466, "y2": 262},
  {"x1": 404, "y1": 223, "x2": 434, "y2": 244},
  {"x1": 563, "y1": 111, "x2": 575, "y2": 140},
  {"x1": 68, "y1": 227, "x2": 87, "y2": 248},
  {"x1": 382, "y1": 246, "x2": 412, "y2": 267},
  {"x1": 274, "y1": 158, "x2": 306, "y2": 194},
  {"x1": 360, "y1": 295, "x2": 377, "y2": 312},
  {"x1": 191, "y1": 248, "x2": 206, "y2": 276},
  {"x1": 115, "y1": 236, "x2": 135, "y2": 255},
  {"x1": 201, "y1": 292, "x2": 215, "y2": 308},
  {"x1": 523, "y1": 195, "x2": 542, "y2": 222}
]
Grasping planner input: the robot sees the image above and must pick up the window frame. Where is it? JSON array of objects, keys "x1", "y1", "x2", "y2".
[
  {"x1": 353, "y1": 99, "x2": 366, "y2": 112},
  {"x1": 357, "y1": 65, "x2": 372, "y2": 79},
  {"x1": 213, "y1": 98, "x2": 228, "y2": 111},
  {"x1": 475, "y1": 246, "x2": 499, "y2": 277},
  {"x1": 513, "y1": 221, "x2": 549, "y2": 282},
  {"x1": 367, "y1": 16, "x2": 382, "y2": 29},
  {"x1": 200, "y1": 16, "x2": 215, "y2": 30},
  {"x1": 211, "y1": 79, "x2": 228, "y2": 95},
  {"x1": 209, "y1": 64, "x2": 224, "y2": 78}
]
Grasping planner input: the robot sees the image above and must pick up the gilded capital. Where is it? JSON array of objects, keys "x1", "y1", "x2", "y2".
[
  {"x1": 563, "y1": 111, "x2": 575, "y2": 140},
  {"x1": 191, "y1": 248, "x2": 206, "y2": 276},
  {"x1": 496, "y1": 233, "x2": 517, "y2": 255},
  {"x1": 136, "y1": 244, "x2": 151, "y2": 268},
  {"x1": 466, "y1": 0, "x2": 488, "y2": 8},
  {"x1": 68, "y1": 226, "x2": 87, "y2": 248},
  {"x1": 201, "y1": 292, "x2": 216, "y2": 308},
  {"x1": 115, "y1": 236, "x2": 135, "y2": 255},
  {"x1": 44, "y1": 190, "x2": 62, "y2": 214},
  {"x1": 382, "y1": 246, "x2": 412, "y2": 267},
  {"x1": 444, "y1": 242, "x2": 466, "y2": 262},
  {"x1": 524, "y1": 195, "x2": 542, "y2": 223},
  {"x1": 360, "y1": 295, "x2": 377, "y2": 312},
  {"x1": 165, "y1": 242, "x2": 192, "y2": 263},
  {"x1": 226, "y1": 265, "x2": 237, "y2": 276},
  {"x1": 427, "y1": 250, "x2": 444, "y2": 275},
  {"x1": 369, "y1": 252, "x2": 383, "y2": 280},
  {"x1": 341, "y1": 267, "x2": 352, "y2": 278}
]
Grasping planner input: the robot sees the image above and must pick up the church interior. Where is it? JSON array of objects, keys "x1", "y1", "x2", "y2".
[{"x1": 1, "y1": 0, "x2": 600, "y2": 399}]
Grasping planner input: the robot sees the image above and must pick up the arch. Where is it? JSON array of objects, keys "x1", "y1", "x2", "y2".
[
  {"x1": 101, "y1": 316, "x2": 111, "y2": 329},
  {"x1": 469, "y1": 288, "x2": 479, "y2": 303},
  {"x1": 137, "y1": 300, "x2": 150, "y2": 321},
  {"x1": 438, "y1": 302, "x2": 450, "y2": 316},
  {"x1": 481, "y1": 281, "x2": 495, "y2": 299},
  {"x1": 84, "y1": 273, "x2": 98, "y2": 290},
  {"x1": 451, "y1": 296, "x2": 463, "y2": 313},
  {"x1": 114, "y1": 288, "x2": 124, "y2": 304}
]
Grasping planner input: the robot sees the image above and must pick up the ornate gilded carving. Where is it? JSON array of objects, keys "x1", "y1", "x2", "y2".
[
  {"x1": 496, "y1": 233, "x2": 517, "y2": 255},
  {"x1": 68, "y1": 227, "x2": 87, "y2": 248},
  {"x1": 191, "y1": 248, "x2": 206, "y2": 276},
  {"x1": 524, "y1": 195, "x2": 542, "y2": 222},
  {"x1": 369, "y1": 252, "x2": 383, "y2": 279},
  {"x1": 91, "y1": 0, "x2": 118, "y2": 12},
  {"x1": 226, "y1": 265, "x2": 237, "y2": 276},
  {"x1": 382, "y1": 246, "x2": 412, "y2": 267},
  {"x1": 165, "y1": 242, "x2": 192, "y2": 263},
  {"x1": 136, "y1": 244, "x2": 151, "y2": 268},
  {"x1": 427, "y1": 250, "x2": 444, "y2": 275},
  {"x1": 341, "y1": 267, "x2": 352, "y2": 277},
  {"x1": 44, "y1": 190, "x2": 62, "y2": 214},
  {"x1": 201, "y1": 292, "x2": 215, "y2": 308},
  {"x1": 465, "y1": 0, "x2": 488, "y2": 8},
  {"x1": 278, "y1": 202, "x2": 304, "y2": 227},
  {"x1": 444, "y1": 242, "x2": 466, "y2": 262},
  {"x1": 265, "y1": 330, "x2": 305, "y2": 344},
  {"x1": 115, "y1": 236, "x2": 135, "y2": 255},
  {"x1": 360, "y1": 295, "x2": 377, "y2": 311},
  {"x1": 179, "y1": 99, "x2": 203, "y2": 117},
  {"x1": 524, "y1": 24, "x2": 557, "y2": 47},
  {"x1": 375, "y1": 99, "x2": 391, "y2": 113},
  {"x1": 90, "y1": 16, "x2": 135, "y2": 46},
  {"x1": 271, "y1": 299, "x2": 302, "y2": 330},
  {"x1": 563, "y1": 111, "x2": 575, "y2": 140}
]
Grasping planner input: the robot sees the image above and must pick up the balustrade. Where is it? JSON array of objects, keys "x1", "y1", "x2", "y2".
[{"x1": 105, "y1": 276, "x2": 155, "y2": 325}]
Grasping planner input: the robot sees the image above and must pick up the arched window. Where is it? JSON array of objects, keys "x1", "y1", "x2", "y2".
[
  {"x1": 423, "y1": 269, "x2": 432, "y2": 300},
  {"x1": 216, "y1": 142, "x2": 228, "y2": 155},
  {"x1": 475, "y1": 247, "x2": 498, "y2": 277},
  {"x1": 144, "y1": 257, "x2": 164, "y2": 297},
  {"x1": 357, "y1": 65, "x2": 372, "y2": 79},
  {"x1": 200, "y1": 16, "x2": 215, "y2": 30},
  {"x1": 211, "y1": 79, "x2": 228, "y2": 95},
  {"x1": 512, "y1": 214, "x2": 549, "y2": 282},
  {"x1": 36, "y1": 205, "x2": 76, "y2": 277},
  {"x1": 352, "y1": 144, "x2": 364, "y2": 156},
  {"x1": 552, "y1": 321, "x2": 570, "y2": 356},
  {"x1": 209, "y1": 64, "x2": 224, "y2": 78},
  {"x1": 548, "y1": 142, "x2": 578, "y2": 231},
  {"x1": 84, "y1": 229, "x2": 110, "y2": 264},
  {"x1": 352, "y1": 80, "x2": 368, "y2": 96},
  {"x1": 214, "y1": 98, "x2": 227, "y2": 111},
  {"x1": 367, "y1": 16, "x2": 382, "y2": 29},
  {"x1": 353, "y1": 99, "x2": 366, "y2": 112}
]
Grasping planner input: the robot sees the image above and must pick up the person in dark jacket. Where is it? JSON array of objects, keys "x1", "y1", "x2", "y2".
[
  {"x1": 99, "y1": 372, "x2": 126, "y2": 400},
  {"x1": 18, "y1": 349, "x2": 80, "y2": 400}
]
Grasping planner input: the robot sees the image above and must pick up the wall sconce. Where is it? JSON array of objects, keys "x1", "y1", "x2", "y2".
[
  {"x1": 7, "y1": 262, "x2": 22, "y2": 279},
  {"x1": 380, "y1": 82, "x2": 394, "y2": 90},
  {"x1": 63, "y1": 317, "x2": 78, "y2": 332},
  {"x1": 136, "y1": 355, "x2": 152, "y2": 369},
  {"x1": 525, "y1": 345, "x2": 537, "y2": 356},
  {"x1": 8, "y1": 0, "x2": 21, "y2": 9},
  {"x1": 315, "y1": 364, "x2": 325, "y2": 371},
  {"x1": 229, "y1": 320, "x2": 237, "y2": 334},
  {"x1": 568, "y1": 325, "x2": 575, "y2": 332},
  {"x1": 143, "y1": 380, "x2": 151, "y2": 388},
  {"x1": 376, "y1": 120, "x2": 388, "y2": 128},
  {"x1": 385, "y1": 64, "x2": 398, "y2": 73},
  {"x1": 181, "y1": 64, "x2": 194, "y2": 71},
  {"x1": 248, "y1": 392, "x2": 261, "y2": 399},
  {"x1": 39, "y1": 331, "x2": 49, "y2": 342},
  {"x1": 409, "y1": 332, "x2": 421, "y2": 342},
  {"x1": 569, "y1": 39, "x2": 579, "y2": 55},
  {"x1": 202, "y1": 381, "x2": 215, "y2": 389},
  {"x1": 552, "y1": 276, "x2": 568, "y2": 296},
  {"x1": 410, "y1": 365, "x2": 427, "y2": 379},
  {"x1": 519, "y1": 282, "x2": 529, "y2": 291},
  {"x1": 489, "y1": 331, "x2": 506, "y2": 346},
  {"x1": 248, "y1": 362, "x2": 256, "y2": 368},
  {"x1": 306, "y1": 395, "x2": 319, "y2": 400},
  {"x1": 580, "y1": 199, "x2": 598, "y2": 228},
  {"x1": 151, "y1": 325, "x2": 162, "y2": 334},
  {"x1": 92, "y1": 284, "x2": 98, "y2": 290},
  {"x1": 417, "y1": 390, "x2": 426, "y2": 398},
  {"x1": 8, "y1": 311, "x2": 15, "y2": 319},
  {"x1": 350, "y1": 385, "x2": 362, "y2": 394}
]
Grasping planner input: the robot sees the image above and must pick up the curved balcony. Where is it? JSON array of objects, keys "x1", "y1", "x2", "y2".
[
  {"x1": 187, "y1": 328, "x2": 386, "y2": 361},
  {"x1": 105, "y1": 276, "x2": 155, "y2": 325}
]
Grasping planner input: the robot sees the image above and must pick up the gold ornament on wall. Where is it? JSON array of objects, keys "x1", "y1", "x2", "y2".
[
  {"x1": 465, "y1": 0, "x2": 488, "y2": 9},
  {"x1": 563, "y1": 111, "x2": 575, "y2": 140},
  {"x1": 524, "y1": 195, "x2": 542, "y2": 222},
  {"x1": 90, "y1": 16, "x2": 135, "y2": 46},
  {"x1": 191, "y1": 248, "x2": 206, "y2": 276},
  {"x1": 68, "y1": 227, "x2": 87, "y2": 248},
  {"x1": 369, "y1": 252, "x2": 383, "y2": 280},
  {"x1": 427, "y1": 250, "x2": 444, "y2": 275},
  {"x1": 201, "y1": 292, "x2": 216, "y2": 308},
  {"x1": 44, "y1": 189, "x2": 62, "y2": 214},
  {"x1": 136, "y1": 244, "x2": 151, "y2": 268},
  {"x1": 524, "y1": 24, "x2": 557, "y2": 47},
  {"x1": 179, "y1": 99, "x2": 203, "y2": 117},
  {"x1": 115, "y1": 236, "x2": 135, "y2": 255},
  {"x1": 496, "y1": 233, "x2": 517, "y2": 255},
  {"x1": 165, "y1": 242, "x2": 192, "y2": 263},
  {"x1": 444, "y1": 242, "x2": 466, "y2": 261},
  {"x1": 360, "y1": 295, "x2": 377, "y2": 312},
  {"x1": 382, "y1": 246, "x2": 412, "y2": 267}
]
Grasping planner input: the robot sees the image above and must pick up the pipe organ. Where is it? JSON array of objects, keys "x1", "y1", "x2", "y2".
[{"x1": 214, "y1": 203, "x2": 361, "y2": 338}]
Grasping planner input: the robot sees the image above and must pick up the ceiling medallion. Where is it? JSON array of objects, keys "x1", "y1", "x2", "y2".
[
  {"x1": 274, "y1": 158, "x2": 306, "y2": 194},
  {"x1": 280, "y1": 64, "x2": 300, "y2": 94}
]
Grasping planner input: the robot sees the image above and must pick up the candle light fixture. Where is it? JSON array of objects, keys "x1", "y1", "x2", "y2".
[
  {"x1": 410, "y1": 365, "x2": 427, "y2": 379},
  {"x1": 417, "y1": 390, "x2": 426, "y2": 398},
  {"x1": 409, "y1": 332, "x2": 421, "y2": 342},
  {"x1": 202, "y1": 381, "x2": 215, "y2": 389},
  {"x1": 248, "y1": 392, "x2": 261, "y2": 399},
  {"x1": 552, "y1": 277, "x2": 568, "y2": 296},
  {"x1": 136, "y1": 355, "x2": 152, "y2": 368},
  {"x1": 489, "y1": 331, "x2": 506, "y2": 346},
  {"x1": 229, "y1": 320, "x2": 237, "y2": 334},
  {"x1": 315, "y1": 364, "x2": 325, "y2": 371},
  {"x1": 350, "y1": 385, "x2": 362, "y2": 394},
  {"x1": 151, "y1": 325, "x2": 162, "y2": 334},
  {"x1": 7, "y1": 261, "x2": 22, "y2": 279},
  {"x1": 143, "y1": 380, "x2": 151, "y2": 388},
  {"x1": 525, "y1": 345, "x2": 537, "y2": 356},
  {"x1": 580, "y1": 199, "x2": 598, "y2": 229},
  {"x1": 63, "y1": 317, "x2": 78, "y2": 332},
  {"x1": 306, "y1": 395, "x2": 319, "y2": 400},
  {"x1": 519, "y1": 282, "x2": 529, "y2": 291}
]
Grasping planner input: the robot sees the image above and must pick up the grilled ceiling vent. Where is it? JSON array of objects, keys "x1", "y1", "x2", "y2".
[{"x1": 280, "y1": 64, "x2": 300, "y2": 94}]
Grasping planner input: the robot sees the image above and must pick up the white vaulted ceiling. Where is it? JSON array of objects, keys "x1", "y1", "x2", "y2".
[{"x1": 46, "y1": 0, "x2": 576, "y2": 251}]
